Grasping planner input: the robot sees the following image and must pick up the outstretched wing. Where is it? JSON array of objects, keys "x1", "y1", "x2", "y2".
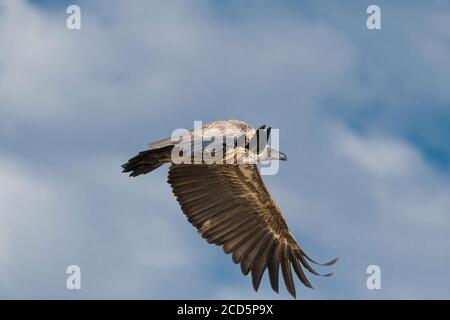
[{"x1": 167, "y1": 164, "x2": 337, "y2": 298}]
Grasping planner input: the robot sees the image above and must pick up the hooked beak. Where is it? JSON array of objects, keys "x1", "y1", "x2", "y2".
[
  {"x1": 268, "y1": 147, "x2": 287, "y2": 161},
  {"x1": 264, "y1": 146, "x2": 287, "y2": 161}
]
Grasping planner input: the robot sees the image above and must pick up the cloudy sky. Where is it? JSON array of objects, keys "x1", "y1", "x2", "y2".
[{"x1": 0, "y1": 0, "x2": 449, "y2": 299}]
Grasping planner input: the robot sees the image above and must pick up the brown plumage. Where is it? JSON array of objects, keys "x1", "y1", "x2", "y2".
[{"x1": 122, "y1": 120, "x2": 338, "y2": 298}]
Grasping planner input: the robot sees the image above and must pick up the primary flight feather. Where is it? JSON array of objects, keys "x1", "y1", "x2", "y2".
[{"x1": 122, "y1": 120, "x2": 337, "y2": 298}]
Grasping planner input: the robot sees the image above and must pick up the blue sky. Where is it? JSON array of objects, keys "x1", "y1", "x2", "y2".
[{"x1": 0, "y1": 0, "x2": 449, "y2": 299}]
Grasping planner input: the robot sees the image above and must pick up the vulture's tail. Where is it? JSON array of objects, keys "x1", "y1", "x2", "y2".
[{"x1": 122, "y1": 145, "x2": 173, "y2": 177}]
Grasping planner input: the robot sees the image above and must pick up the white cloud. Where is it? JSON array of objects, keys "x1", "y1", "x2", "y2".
[
  {"x1": 0, "y1": 0, "x2": 356, "y2": 132},
  {"x1": 0, "y1": 157, "x2": 53, "y2": 267},
  {"x1": 334, "y1": 126, "x2": 450, "y2": 230},
  {"x1": 334, "y1": 127, "x2": 423, "y2": 178}
]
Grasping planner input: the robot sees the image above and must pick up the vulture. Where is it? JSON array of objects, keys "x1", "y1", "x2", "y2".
[{"x1": 122, "y1": 120, "x2": 337, "y2": 298}]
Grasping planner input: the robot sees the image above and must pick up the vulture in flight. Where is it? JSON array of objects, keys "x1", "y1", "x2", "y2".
[{"x1": 122, "y1": 120, "x2": 337, "y2": 298}]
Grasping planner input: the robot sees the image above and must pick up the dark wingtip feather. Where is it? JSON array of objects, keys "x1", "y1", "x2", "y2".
[
  {"x1": 288, "y1": 250, "x2": 314, "y2": 290},
  {"x1": 304, "y1": 254, "x2": 339, "y2": 267},
  {"x1": 241, "y1": 263, "x2": 251, "y2": 276},
  {"x1": 325, "y1": 257, "x2": 340, "y2": 266},
  {"x1": 251, "y1": 238, "x2": 274, "y2": 293},
  {"x1": 280, "y1": 244, "x2": 296, "y2": 298},
  {"x1": 268, "y1": 242, "x2": 280, "y2": 293},
  {"x1": 251, "y1": 267, "x2": 265, "y2": 292}
]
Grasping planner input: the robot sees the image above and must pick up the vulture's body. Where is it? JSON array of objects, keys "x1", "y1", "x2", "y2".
[{"x1": 122, "y1": 120, "x2": 337, "y2": 298}]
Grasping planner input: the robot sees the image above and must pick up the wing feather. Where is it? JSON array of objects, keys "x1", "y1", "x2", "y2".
[
  {"x1": 203, "y1": 212, "x2": 253, "y2": 239},
  {"x1": 240, "y1": 231, "x2": 272, "y2": 275},
  {"x1": 251, "y1": 236, "x2": 275, "y2": 292},
  {"x1": 234, "y1": 228, "x2": 266, "y2": 267},
  {"x1": 168, "y1": 164, "x2": 336, "y2": 298},
  {"x1": 223, "y1": 224, "x2": 261, "y2": 254},
  {"x1": 280, "y1": 242, "x2": 296, "y2": 298},
  {"x1": 268, "y1": 241, "x2": 281, "y2": 293},
  {"x1": 215, "y1": 219, "x2": 260, "y2": 246}
]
